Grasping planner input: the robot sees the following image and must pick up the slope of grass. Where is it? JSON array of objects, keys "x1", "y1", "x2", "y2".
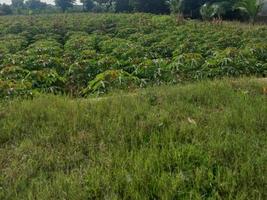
[{"x1": 0, "y1": 79, "x2": 266, "y2": 199}]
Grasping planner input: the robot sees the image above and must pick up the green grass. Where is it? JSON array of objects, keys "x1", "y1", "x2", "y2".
[{"x1": 0, "y1": 78, "x2": 266, "y2": 199}]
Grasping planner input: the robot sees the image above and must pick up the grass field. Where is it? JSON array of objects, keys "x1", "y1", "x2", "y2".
[{"x1": 0, "y1": 78, "x2": 266, "y2": 199}]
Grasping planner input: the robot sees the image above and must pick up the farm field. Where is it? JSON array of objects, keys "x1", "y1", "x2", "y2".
[
  {"x1": 0, "y1": 13, "x2": 267, "y2": 199},
  {"x1": 0, "y1": 79, "x2": 267, "y2": 199},
  {"x1": 0, "y1": 13, "x2": 266, "y2": 97}
]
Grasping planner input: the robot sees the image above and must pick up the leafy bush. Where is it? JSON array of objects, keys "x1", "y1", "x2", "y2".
[
  {"x1": 29, "y1": 68, "x2": 66, "y2": 93},
  {"x1": 0, "y1": 79, "x2": 32, "y2": 98},
  {"x1": 134, "y1": 58, "x2": 171, "y2": 84},
  {"x1": 66, "y1": 58, "x2": 100, "y2": 91},
  {"x1": 0, "y1": 65, "x2": 30, "y2": 80},
  {"x1": 170, "y1": 53, "x2": 205, "y2": 80},
  {"x1": 12, "y1": 40, "x2": 65, "y2": 72},
  {"x1": 26, "y1": 39, "x2": 63, "y2": 57},
  {"x1": 0, "y1": 35, "x2": 26, "y2": 64},
  {"x1": 64, "y1": 34, "x2": 100, "y2": 60},
  {"x1": 83, "y1": 69, "x2": 141, "y2": 94},
  {"x1": 248, "y1": 42, "x2": 267, "y2": 61},
  {"x1": 201, "y1": 47, "x2": 265, "y2": 78}
]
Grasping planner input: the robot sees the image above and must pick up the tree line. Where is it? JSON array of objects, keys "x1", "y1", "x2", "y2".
[{"x1": 0, "y1": 0, "x2": 265, "y2": 23}]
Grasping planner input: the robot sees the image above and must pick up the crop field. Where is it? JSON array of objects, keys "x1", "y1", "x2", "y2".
[
  {"x1": 0, "y1": 13, "x2": 267, "y2": 199},
  {"x1": 0, "y1": 13, "x2": 266, "y2": 97}
]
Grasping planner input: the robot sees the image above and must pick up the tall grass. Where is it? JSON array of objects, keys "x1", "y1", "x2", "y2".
[{"x1": 0, "y1": 79, "x2": 266, "y2": 199}]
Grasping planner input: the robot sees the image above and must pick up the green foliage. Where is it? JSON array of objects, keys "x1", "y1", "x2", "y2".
[
  {"x1": 168, "y1": 0, "x2": 183, "y2": 14},
  {"x1": 201, "y1": 47, "x2": 266, "y2": 78},
  {"x1": 81, "y1": 0, "x2": 95, "y2": 11},
  {"x1": 26, "y1": 39, "x2": 63, "y2": 57},
  {"x1": 25, "y1": 0, "x2": 47, "y2": 11},
  {"x1": 0, "y1": 13, "x2": 266, "y2": 98},
  {"x1": 29, "y1": 68, "x2": 66, "y2": 92},
  {"x1": 0, "y1": 66, "x2": 30, "y2": 80},
  {"x1": 2, "y1": 0, "x2": 265, "y2": 22},
  {"x1": 200, "y1": 3, "x2": 215, "y2": 20},
  {"x1": 115, "y1": 0, "x2": 132, "y2": 12},
  {"x1": 66, "y1": 54, "x2": 100, "y2": 93},
  {"x1": 11, "y1": 0, "x2": 24, "y2": 8},
  {"x1": 55, "y1": 0, "x2": 75, "y2": 12},
  {"x1": 64, "y1": 33, "x2": 100, "y2": 60},
  {"x1": 130, "y1": 0, "x2": 170, "y2": 14},
  {"x1": 199, "y1": 0, "x2": 264, "y2": 22},
  {"x1": 249, "y1": 42, "x2": 267, "y2": 61},
  {"x1": 100, "y1": 38, "x2": 145, "y2": 61},
  {"x1": 83, "y1": 69, "x2": 140, "y2": 94},
  {"x1": 170, "y1": 53, "x2": 205, "y2": 79},
  {"x1": 134, "y1": 58, "x2": 173, "y2": 85},
  {"x1": 4, "y1": 39, "x2": 64, "y2": 72},
  {"x1": 0, "y1": 35, "x2": 26, "y2": 54},
  {"x1": 0, "y1": 4, "x2": 13, "y2": 16},
  {"x1": 235, "y1": 0, "x2": 264, "y2": 23},
  {"x1": 0, "y1": 79, "x2": 32, "y2": 98}
]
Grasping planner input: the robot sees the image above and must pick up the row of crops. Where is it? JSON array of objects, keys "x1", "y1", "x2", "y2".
[{"x1": 0, "y1": 13, "x2": 266, "y2": 97}]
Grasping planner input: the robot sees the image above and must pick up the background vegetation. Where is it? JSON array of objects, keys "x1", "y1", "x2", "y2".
[{"x1": 0, "y1": 0, "x2": 266, "y2": 23}]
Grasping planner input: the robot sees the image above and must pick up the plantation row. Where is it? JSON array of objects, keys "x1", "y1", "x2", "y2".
[{"x1": 0, "y1": 13, "x2": 266, "y2": 97}]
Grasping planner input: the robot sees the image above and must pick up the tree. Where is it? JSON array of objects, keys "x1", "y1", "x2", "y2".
[
  {"x1": 25, "y1": 0, "x2": 47, "y2": 10},
  {"x1": 168, "y1": 0, "x2": 183, "y2": 14},
  {"x1": 55, "y1": 0, "x2": 75, "y2": 12},
  {"x1": 0, "y1": 4, "x2": 13, "y2": 15},
  {"x1": 211, "y1": 1, "x2": 233, "y2": 19},
  {"x1": 94, "y1": 0, "x2": 115, "y2": 11},
  {"x1": 235, "y1": 0, "x2": 264, "y2": 23},
  {"x1": 115, "y1": 0, "x2": 132, "y2": 12},
  {"x1": 11, "y1": 0, "x2": 24, "y2": 8},
  {"x1": 182, "y1": 0, "x2": 206, "y2": 18},
  {"x1": 11, "y1": 0, "x2": 25, "y2": 14},
  {"x1": 200, "y1": 1, "x2": 234, "y2": 20},
  {"x1": 168, "y1": 0, "x2": 207, "y2": 18},
  {"x1": 200, "y1": 3, "x2": 214, "y2": 20},
  {"x1": 130, "y1": 0, "x2": 169, "y2": 14},
  {"x1": 81, "y1": 0, "x2": 94, "y2": 11}
]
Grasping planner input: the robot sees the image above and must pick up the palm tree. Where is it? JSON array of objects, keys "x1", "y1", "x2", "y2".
[
  {"x1": 200, "y1": 1, "x2": 233, "y2": 21},
  {"x1": 168, "y1": 0, "x2": 184, "y2": 24},
  {"x1": 235, "y1": 0, "x2": 264, "y2": 23},
  {"x1": 211, "y1": 1, "x2": 233, "y2": 19},
  {"x1": 168, "y1": 0, "x2": 183, "y2": 14},
  {"x1": 200, "y1": 3, "x2": 214, "y2": 20}
]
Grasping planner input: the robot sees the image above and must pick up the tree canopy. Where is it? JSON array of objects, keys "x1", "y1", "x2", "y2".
[
  {"x1": 55, "y1": 0, "x2": 75, "y2": 12},
  {"x1": 0, "y1": 0, "x2": 265, "y2": 23}
]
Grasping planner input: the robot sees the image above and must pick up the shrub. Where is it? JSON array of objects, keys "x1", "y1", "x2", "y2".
[
  {"x1": 83, "y1": 69, "x2": 141, "y2": 94},
  {"x1": 200, "y1": 47, "x2": 265, "y2": 78},
  {"x1": 0, "y1": 79, "x2": 32, "y2": 98},
  {"x1": 170, "y1": 53, "x2": 205, "y2": 80}
]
